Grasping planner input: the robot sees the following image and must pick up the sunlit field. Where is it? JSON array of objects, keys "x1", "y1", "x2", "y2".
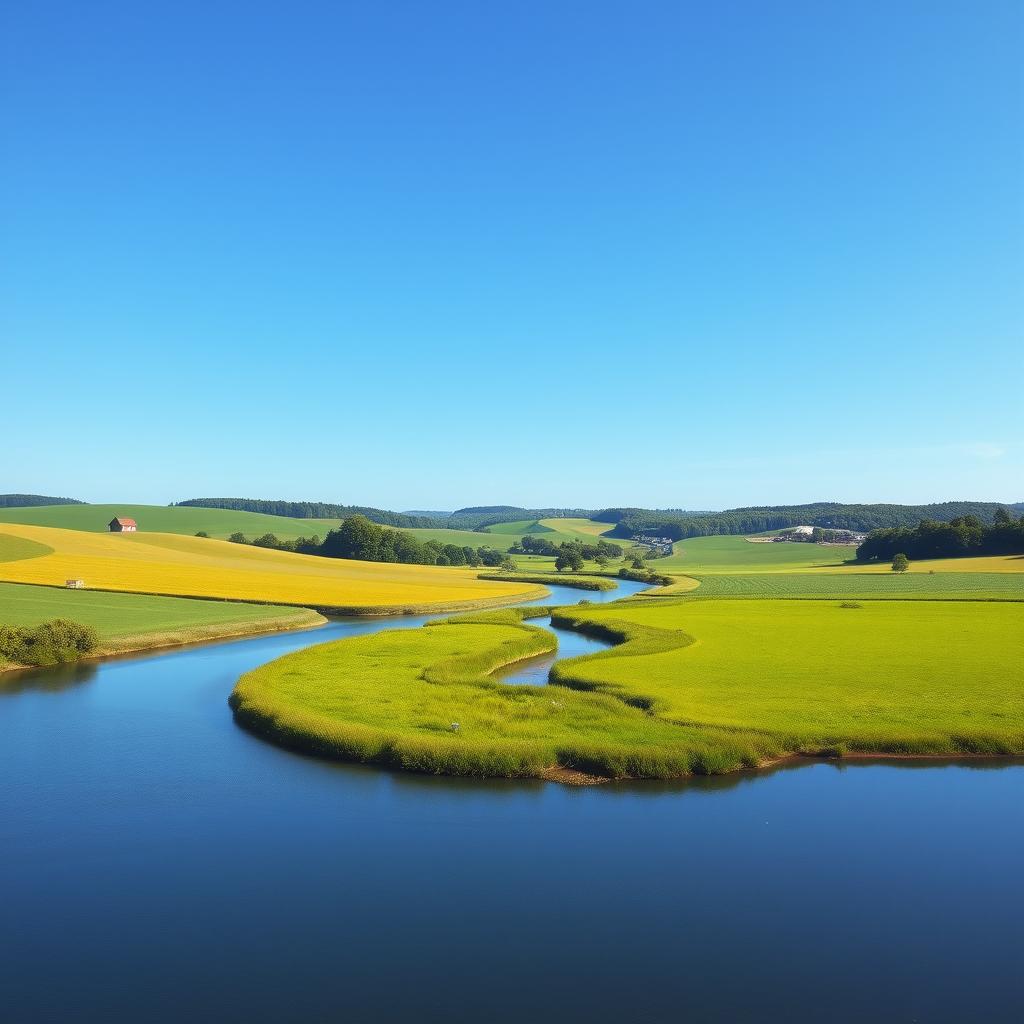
[{"x1": 0, "y1": 524, "x2": 545, "y2": 612}]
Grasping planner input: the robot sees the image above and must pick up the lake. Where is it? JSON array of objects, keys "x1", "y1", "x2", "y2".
[{"x1": 1, "y1": 579, "x2": 1021, "y2": 1022}]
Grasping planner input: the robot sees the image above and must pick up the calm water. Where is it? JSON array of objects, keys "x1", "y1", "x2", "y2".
[{"x1": 1, "y1": 580, "x2": 1022, "y2": 1023}]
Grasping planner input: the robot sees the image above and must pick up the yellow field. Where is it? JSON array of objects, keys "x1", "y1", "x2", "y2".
[{"x1": 0, "y1": 524, "x2": 546, "y2": 612}]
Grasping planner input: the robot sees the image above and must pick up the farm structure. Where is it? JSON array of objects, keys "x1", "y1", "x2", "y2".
[{"x1": 108, "y1": 517, "x2": 137, "y2": 533}]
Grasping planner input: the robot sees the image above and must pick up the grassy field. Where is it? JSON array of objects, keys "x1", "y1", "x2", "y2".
[
  {"x1": 649, "y1": 572, "x2": 1024, "y2": 600},
  {"x1": 230, "y1": 608, "x2": 736, "y2": 778},
  {"x1": 229, "y1": 592, "x2": 1024, "y2": 780},
  {"x1": 0, "y1": 533, "x2": 54, "y2": 562},
  {"x1": 0, "y1": 580, "x2": 324, "y2": 661},
  {"x1": 550, "y1": 599, "x2": 1024, "y2": 755},
  {"x1": 0, "y1": 503, "x2": 343, "y2": 541},
  {"x1": 648, "y1": 534, "x2": 858, "y2": 573},
  {"x1": 0, "y1": 524, "x2": 546, "y2": 613}
]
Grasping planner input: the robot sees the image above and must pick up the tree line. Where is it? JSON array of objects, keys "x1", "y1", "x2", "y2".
[
  {"x1": 0, "y1": 493, "x2": 86, "y2": 508},
  {"x1": 174, "y1": 497, "x2": 437, "y2": 529},
  {"x1": 217, "y1": 516, "x2": 517, "y2": 569},
  {"x1": 594, "y1": 501, "x2": 1024, "y2": 541},
  {"x1": 855, "y1": 509, "x2": 1024, "y2": 563}
]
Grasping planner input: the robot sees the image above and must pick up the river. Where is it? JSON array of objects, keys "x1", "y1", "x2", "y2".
[{"x1": 1, "y1": 579, "x2": 1021, "y2": 1022}]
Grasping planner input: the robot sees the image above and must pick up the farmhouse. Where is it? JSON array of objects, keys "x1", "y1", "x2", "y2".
[
  {"x1": 108, "y1": 517, "x2": 138, "y2": 533},
  {"x1": 65, "y1": 579, "x2": 85, "y2": 589}
]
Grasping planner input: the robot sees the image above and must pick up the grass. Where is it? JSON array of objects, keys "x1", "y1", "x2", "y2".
[
  {"x1": 0, "y1": 580, "x2": 324, "y2": 662},
  {"x1": 230, "y1": 608, "x2": 744, "y2": 779},
  {"x1": 648, "y1": 572, "x2": 1024, "y2": 600},
  {"x1": 550, "y1": 599, "x2": 1024, "y2": 755},
  {"x1": 230, "y1": 593, "x2": 1024, "y2": 780},
  {"x1": 0, "y1": 533, "x2": 54, "y2": 562},
  {"x1": 0, "y1": 502, "x2": 343, "y2": 541},
  {"x1": 0, "y1": 524, "x2": 547, "y2": 613},
  {"x1": 649, "y1": 533, "x2": 858, "y2": 573}
]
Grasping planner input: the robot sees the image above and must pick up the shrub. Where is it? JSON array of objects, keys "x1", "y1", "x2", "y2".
[{"x1": 0, "y1": 619, "x2": 98, "y2": 667}]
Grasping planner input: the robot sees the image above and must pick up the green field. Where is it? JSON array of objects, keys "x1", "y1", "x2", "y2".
[
  {"x1": 0, "y1": 503, "x2": 342, "y2": 541},
  {"x1": 0, "y1": 580, "x2": 325, "y2": 660},
  {"x1": 550, "y1": 599, "x2": 1024, "y2": 752},
  {"x1": 230, "y1": 593, "x2": 1024, "y2": 779},
  {"x1": 651, "y1": 572, "x2": 1024, "y2": 600},
  {"x1": 649, "y1": 534, "x2": 857, "y2": 572},
  {"x1": 230, "y1": 607, "x2": 729, "y2": 778}
]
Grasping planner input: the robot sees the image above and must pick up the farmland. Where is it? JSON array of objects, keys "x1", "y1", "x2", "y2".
[
  {"x1": 650, "y1": 572, "x2": 1024, "y2": 600},
  {"x1": 0, "y1": 524, "x2": 545, "y2": 613},
  {"x1": 0, "y1": 581, "x2": 323, "y2": 663},
  {"x1": 646, "y1": 533, "x2": 858, "y2": 572}
]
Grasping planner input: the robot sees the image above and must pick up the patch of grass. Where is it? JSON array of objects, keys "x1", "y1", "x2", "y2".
[
  {"x1": 650, "y1": 572, "x2": 1024, "y2": 600},
  {"x1": 0, "y1": 503, "x2": 343, "y2": 541},
  {"x1": 0, "y1": 524, "x2": 546, "y2": 613},
  {"x1": 232, "y1": 594, "x2": 1024, "y2": 780},
  {"x1": 0, "y1": 533, "x2": 54, "y2": 562},
  {"x1": 551, "y1": 599, "x2": 1024, "y2": 757},
  {"x1": 651, "y1": 534, "x2": 857, "y2": 573},
  {"x1": 230, "y1": 608, "x2": 763, "y2": 779},
  {"x1": 0, "y1": 580, "x2": 325, "y2": 662}
]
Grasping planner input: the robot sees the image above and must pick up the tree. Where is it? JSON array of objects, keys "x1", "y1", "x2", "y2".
[
  {"x1": 595, "y1": 554, "x2": 609, "y2": 568},
  {"x1": 252, "y1": 533, "x2": 280, "y2": 548},
  {"x1": 892, "y1": 552, "x2": 910, "y2": 573},
  {"x1": 631, "y1": 555, "x2": 646, "y2": 570},
  {"x1": 555, "y1": 549, "x2": 584, "y2": 572},
  {"x1": 194, "y1": 531, "x2": 209, "y2": 538},
  {"x1": 228, "y1": 532, "x2": 247, "y2": 544},
  {"x1": 498, "y1": 556, "x2": 517, "y2": 572}
]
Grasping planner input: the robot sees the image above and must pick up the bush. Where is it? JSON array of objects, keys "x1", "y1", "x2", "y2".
[{"x1": 0, "y1": 619, "x2": 99, "y2": 667}]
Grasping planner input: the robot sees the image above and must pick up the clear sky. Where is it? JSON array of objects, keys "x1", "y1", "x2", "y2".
[{"x1": 2, "y1": 1, "x2": 1021, "y2": 511}]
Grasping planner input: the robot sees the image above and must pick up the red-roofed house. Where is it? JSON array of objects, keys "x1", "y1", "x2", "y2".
[{"x1": 108, "y1": 517, "x2": 137, "y2": 533}]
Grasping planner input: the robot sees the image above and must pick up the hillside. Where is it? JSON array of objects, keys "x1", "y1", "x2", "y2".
[
  {"x1": 0, "y1": 503, "x2": 343, "y2": 541},
  {"x1": 597, "y1": 501, "x2": 1024, "y2": 540},
  {"x1": 174, "y1": 497, "x2": 437, "y2": 528},
  {"x1": 0, "y1": 523, "x2": 545, "y2": 613}
]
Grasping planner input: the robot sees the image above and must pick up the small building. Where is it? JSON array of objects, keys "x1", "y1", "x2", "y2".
[
  {"x1": 66, "y1": 579, "x2": 85, "y2": 589},
  {"x1": 108, "y1": 517, "x2": 137, "y2": 533}
]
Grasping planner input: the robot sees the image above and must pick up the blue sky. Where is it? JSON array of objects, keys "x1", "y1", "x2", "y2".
[{"x1": 2, "y1": 1, "x2": 1021, "y2": 510}]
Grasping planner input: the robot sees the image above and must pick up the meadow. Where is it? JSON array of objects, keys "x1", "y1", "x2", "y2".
[
  {"x1": 0, "y1": 580, "x2": 323, "y2": 663},
  {"x1": 550, "y1": 599, "x2": 1024, "y2": 754},
  {"x1": 647, "y1": 533, "x2": 858, "y2": 572},
  {"x1": 0, "y1": 503, "x2": 343, "y2": 541},
  {"x1": 650, "y1": 572, "x2": 1024, "y2": 600},
  {"x1": 230, "y1": 607, "x2": 751, "y2": 779},
  {"x1": 230, "y1": 591, "x2": 1024, "y2": 779},
  {"x1": 0, "y1": 524, "x2": 545, "y2": 613}
]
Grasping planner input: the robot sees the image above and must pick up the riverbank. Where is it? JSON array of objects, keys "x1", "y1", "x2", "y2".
[{"x1": 0, "y1": 581, "x2": 327, "y2": 674}]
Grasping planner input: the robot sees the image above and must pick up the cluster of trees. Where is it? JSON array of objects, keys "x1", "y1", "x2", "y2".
[
  {"x1": 510, "y1": 535, "x2": 622, "y2": 560},
  {"x1": 595, "y1": 501, "x2": 1024, "y2": 541},
  {"x1": 221, "y1": 516, "x2": 516, "y2": 569},
  {"x1": 856, "y1": 509, "x2": 1024, "y2": 563},
  {"x1": 0, "y1": 494, "x2": 85, "y2": 508},
  {"x1": 0, "y1": 619, "x2": 97, "y2": 667},
  {"x1": 506, "y1": 535, "x2": 628, "y2": 572},
  {"x1": 174, "y1": 498, "x2": 436, "y2": 529}
]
